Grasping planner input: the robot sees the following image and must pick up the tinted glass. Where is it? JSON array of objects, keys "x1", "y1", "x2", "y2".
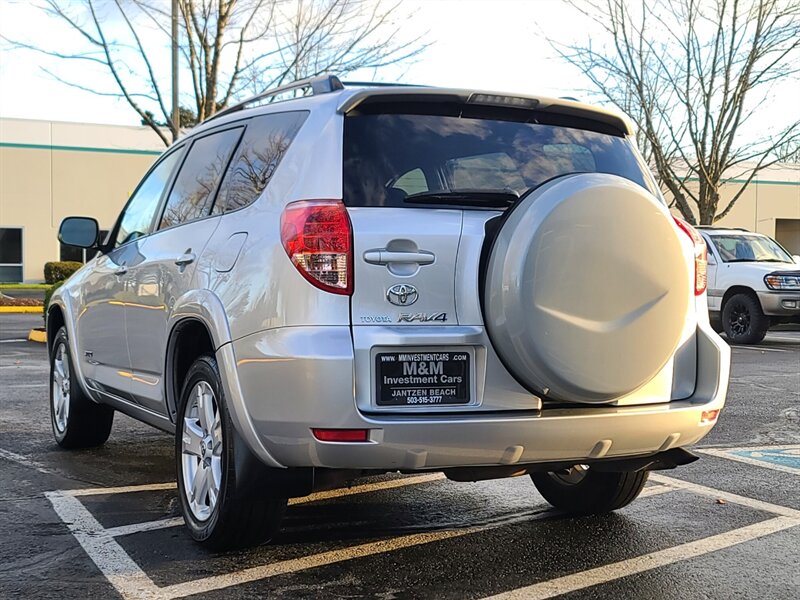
[
  {"x1": 86, "y1": 231, "x2": 109, "y2": 261},
  {"x1": 392, "y1": 168, "x2": 429, "y2": 195},
  {"x1": 160, "y1": 128, "x2": 243, "y2": 229},
  {"x1": 343, "y1": 113, "x2": 653, "y2": 207},
  {"x1": 0, "y1": 228, "x2": 22, "y2": 264},
  {"x1": 213, "y1": 111, "x2": 308, "y2": 214},
  {"x1": 60, "y1": 244, "x2": 83, "y2": 262},
  {"x1": 0, "y1": 266, "x2": 23, "y2": 283},
  {"x1": 710, "y1": 234, "x2": 794, "y2": 263},
  {"x1": 115, "y1": 149, "x2": 183, "y2": 247}
]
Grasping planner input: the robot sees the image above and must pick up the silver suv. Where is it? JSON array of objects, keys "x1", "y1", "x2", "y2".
[{"x1": 50, "y1": 75, "x2": 730, "y2": 549}]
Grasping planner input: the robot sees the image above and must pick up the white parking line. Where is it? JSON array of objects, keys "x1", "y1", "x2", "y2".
[
  {"x1": 45, "y1": 471, "x2": 800, "y2": 599},
  {"x1": 45, "y1": 491, "x2": 163, "y2": 600},
  {"x1": 637, "y1": 484, "x2": 673, "y2": 499},
  {"x1": 650, "y1": 473, "x2": 800, "y2": 519},
  {"x1": 484, "y1": 516, "x2": 800, "y2": 600},
  {"x1": 6, "y1": 383, "x2": 48, "y2": 388},
  {"x1": 696, "y1": 446, "x2": 800, "y2": 476},
  {"x1": 100, "y1": 474, "x2": 447, "y2": 538},
  {"x1": 731, "y1": 345, "x2": 789, "y2": 353},
  {"x1": 0, "y1": 338, "x2": 28, "y2": 343},
  {"x1": 765, "y1": 336, "x2": 800, "y2": 343},
  {"x1": 104, "y1": 517, "x2": 184, "y2": 538},
  {"x1": 0, "y1": 447, "x2": 54, "y2": 475}
]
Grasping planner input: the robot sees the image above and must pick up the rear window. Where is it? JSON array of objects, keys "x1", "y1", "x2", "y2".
[{"x1": 343, "y1": 112, "x2": 654, "y2": 208}]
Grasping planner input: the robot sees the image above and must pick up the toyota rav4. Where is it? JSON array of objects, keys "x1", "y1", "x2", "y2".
[{"x1": 49, "y1": 75, "x2": 731, "y2": 549}]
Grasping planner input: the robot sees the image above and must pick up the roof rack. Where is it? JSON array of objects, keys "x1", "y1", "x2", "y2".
[
  {"x1": 341, "y1": 81, "x2": 424, "y2": 88},
  {"x1": 206, "y1": 73, "x2": 344, "y2": 123}
]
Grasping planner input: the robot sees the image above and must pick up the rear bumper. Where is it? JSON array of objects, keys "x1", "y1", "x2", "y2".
[
  {"x1": 758, "y1": 291, "x2": 800, "y2": 318},
  {"x1": 222, "y1": 322, "x2": 730, "y2": 470}
]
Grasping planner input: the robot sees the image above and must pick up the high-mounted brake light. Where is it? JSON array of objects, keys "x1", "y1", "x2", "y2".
[
  {"x1": 673, "y1": 217, "x2": 708, "y2": 296},
  {"x1": 468, "y1": 93, "x2": 539, "y2": 109},
  {"x1": 280, "y1": 200, "x2": 353, "y2": 295}
]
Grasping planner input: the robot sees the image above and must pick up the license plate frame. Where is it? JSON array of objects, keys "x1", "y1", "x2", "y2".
[{"x1": 375, "y1": 349, "x2": 472, "y2": 407}]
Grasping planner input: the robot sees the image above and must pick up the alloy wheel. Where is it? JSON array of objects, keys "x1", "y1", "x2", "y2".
[
  {"x1": 728, "y1": 302, "x2": 751, "y2": 337},
  {"x1": 550, "y1": 464, "x2": 590, "y2": 485},
  {"x1": 181, "y1": 380, "x2": 223, "y2": 522}
]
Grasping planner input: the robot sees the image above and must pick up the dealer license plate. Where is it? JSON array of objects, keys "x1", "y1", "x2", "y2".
[{"x1": 375, "y1": 351, "x2": 470, "y2": 406}]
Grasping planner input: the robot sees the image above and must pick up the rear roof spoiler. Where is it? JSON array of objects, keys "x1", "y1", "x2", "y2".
[{"x1": 337, "y1": 87, "x2": 633, "y2": 136}]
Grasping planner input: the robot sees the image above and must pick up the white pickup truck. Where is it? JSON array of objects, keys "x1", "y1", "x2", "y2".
[{"x1": 699, "y1": 227, "x2": 800, "y2": 344}]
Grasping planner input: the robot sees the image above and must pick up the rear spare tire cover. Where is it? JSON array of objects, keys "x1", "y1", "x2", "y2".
[{"x1": 484, "y1": 173, "x2": 690, "y2": 404}]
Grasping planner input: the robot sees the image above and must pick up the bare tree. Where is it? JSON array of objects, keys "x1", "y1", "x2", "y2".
[
  {"x1": 4, "y1": 0, "x2": 426, "y2": 146},
  {"x1": 557, "y1": 0, "x2": 800, "y2": 224}
]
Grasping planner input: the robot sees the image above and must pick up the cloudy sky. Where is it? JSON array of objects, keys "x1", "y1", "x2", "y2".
[{"x1": 1, "y1": 0, "x2": 797, "y2": 143}]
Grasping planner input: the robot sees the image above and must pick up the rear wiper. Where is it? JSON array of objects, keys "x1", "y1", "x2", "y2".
[{"x1": 403, "y1": 188, "x2": 520, "y2": 208}]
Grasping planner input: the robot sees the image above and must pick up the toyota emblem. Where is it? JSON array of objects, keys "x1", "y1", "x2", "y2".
[{"x1": 386, "y1": 284, "x2": 419, "y2": 306}]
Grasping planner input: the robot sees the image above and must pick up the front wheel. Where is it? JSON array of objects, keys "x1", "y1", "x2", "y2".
[
  {"x1": 176, "y1": 355, "x2": 286, "y2": 550},
  {"x1": 722, "y1": 293, "x2": 769, "y2": 345},
  {"x1": 531, "y1": 466, "x2": 648, "y2": 514}
]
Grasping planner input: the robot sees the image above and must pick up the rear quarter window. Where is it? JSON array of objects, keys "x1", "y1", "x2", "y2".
[
  {"x1": 213, "y1": 110, "x2": 308, "y2": 214},
  {"x1": 343, "y1": 112, "x2": 654, "y2": 208}
]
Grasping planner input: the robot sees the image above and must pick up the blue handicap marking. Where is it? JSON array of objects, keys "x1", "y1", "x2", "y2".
[{"x1": 730, "y1": 447, "x2": 800, "y2": 470}]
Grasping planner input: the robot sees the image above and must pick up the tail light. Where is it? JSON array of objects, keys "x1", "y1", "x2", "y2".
[
  {"x1": 281, "y1": 200, "x2": 353, "y2": 295},
  {"x1": 673, "y1": 217, "x2": 707, "y2": 296}
]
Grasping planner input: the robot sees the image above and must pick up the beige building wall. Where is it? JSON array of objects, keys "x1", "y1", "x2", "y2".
[
  {"x1": 669, "y1": 164, "x2": 800, "y2": 254},
  {"x1": 0, "y1": 118, "x2": 163, "y2": 282},
  {"x1": 2, "y1": 117, "x2": 799, "y2": 281}
]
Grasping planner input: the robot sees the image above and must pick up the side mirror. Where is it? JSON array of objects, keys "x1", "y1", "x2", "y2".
[{"x1": 59, "y1": 217, "x2": 100, "y2": 249}]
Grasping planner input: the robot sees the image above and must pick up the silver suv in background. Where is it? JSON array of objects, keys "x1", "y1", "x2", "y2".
[{"x1": 50, "y1": 75, "x2": 730, "y2": 550}]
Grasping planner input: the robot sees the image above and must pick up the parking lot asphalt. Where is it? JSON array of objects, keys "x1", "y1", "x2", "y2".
[{"x1": 1, "y1": 312, "x2": 799, "y2": 599}]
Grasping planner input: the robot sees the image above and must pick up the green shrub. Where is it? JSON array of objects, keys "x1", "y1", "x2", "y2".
[{"x1": 44, "y1": 261, "x2": 82, "y2": 284}]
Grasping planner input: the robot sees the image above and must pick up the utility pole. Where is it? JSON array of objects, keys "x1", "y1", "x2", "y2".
[{"x1": 171, "y1": 0, "x2": 179, "y2": 141}]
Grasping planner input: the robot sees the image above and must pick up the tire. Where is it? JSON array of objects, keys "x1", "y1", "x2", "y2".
[
  {"x1": 722, "y1": 292, "x2": 769, "y2": 345},
  {"x1": 531, "y1": 466, "x2": 648, "y2": 514},
  {"x1": 49, "y1": 326, "x2": 114, "y2": 449},
  {"x1": 176, "y1": 355, "x2": 286, "y2": 550}
]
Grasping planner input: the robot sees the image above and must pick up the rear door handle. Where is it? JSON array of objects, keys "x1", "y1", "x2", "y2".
[
  {"x1": 175, "y1": 252, "x2": 196, "y2": 267},
  {"x1": 363, "y1": 249, "x2": 435, "y2": 266},
  {"x1": 114, "y1": 264, "x2": 128, "y2": 276}
]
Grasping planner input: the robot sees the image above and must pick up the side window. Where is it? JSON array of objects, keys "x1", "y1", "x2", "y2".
[
  {"x1": 392, "y1": 168, "x2": 429, "y2": 195},
  {"x1": 213, "y1": 111, "x2": 308, "y2": 214},
  {"x1": 115, "y1": 149, "x2": 183, "y2": 248},
  {"x1": 159, "y1": 127, "x2": 243, "y2": 230},
  {"x1": 0, "y1": 228, "x2": 23, "y2": 283}
]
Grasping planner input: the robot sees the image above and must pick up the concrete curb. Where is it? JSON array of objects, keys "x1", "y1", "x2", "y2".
[
  {"x1": 0, "y1": 306, "x2": 43, "y2": 314},
  {"x1": 28, "y1": 328, "x2": 47, "y2": 343}
]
